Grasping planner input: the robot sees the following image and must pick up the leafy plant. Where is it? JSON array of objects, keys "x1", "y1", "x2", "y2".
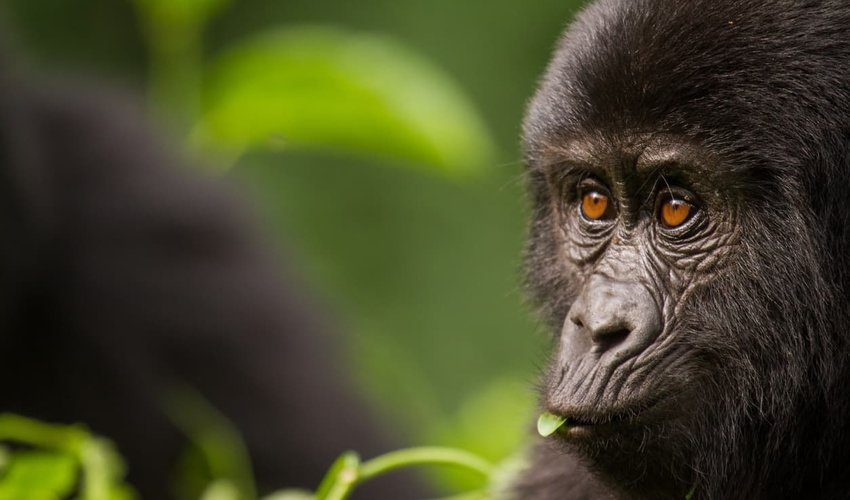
[
  {"x1": 132, "y1": 0, "x2": 495, "y2": 175},
  {"x1": 0, "y1": 414, "x2": 135, "y2": 500},
  {"x1": 163, "y1": 389, "x2": 520, "y2": 500},
  {"x1": 205, "y1": 446, "x2": 521, "y2": 500},
  {"x1": 191, "y1": 27, "x2": 495, "y2": 174}
]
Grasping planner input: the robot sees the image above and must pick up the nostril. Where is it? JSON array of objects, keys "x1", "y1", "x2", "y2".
[
  {"x1": 572, "y1": 317, "x2": 584, "y2": 328},
  {"x1": 590, "y1": 327, "x2": 630, "y2": 352}
]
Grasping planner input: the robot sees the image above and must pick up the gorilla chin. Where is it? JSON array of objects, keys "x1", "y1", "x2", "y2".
[{"x1": 515, "y1": 0, "x2": 850, "y2": 499}]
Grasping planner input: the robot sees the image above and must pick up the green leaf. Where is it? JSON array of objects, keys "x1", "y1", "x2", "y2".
[
  {"x1": 192, "y1": 27, "x2": 496, "y2": 175},
  {"x1": 200, "y1": 479, "x2": 241, "y2": 500},
  {"x1": 0, "y1": 415, "x2": 135, "y2": 500},
  {"x1": 536, "y1": 412, "x2": 568, "y2": 438},
  {"x1": 133, "y1": 0, "x2": 230, "y2": 26},
  {"x1": 0, "y1": 451, "x2": 77, "y2": 498},
  {"x1": 314, "y1": 451, "x2": 359, "y2": 500},
  {"x1": 79, "y1": 438, "x2": 132, "y2": 500},
  {"x1": 426, "y1": 378, "x2": 534, "y2": 491},
  {"x1": 262, "y1": 490, "x2": 316, "y2": 500},
  {"x1": 164, "y1": 387, "x2": 256, "y2": 500},
  {"x1": 0, "y1": 414, "x2": 88, "y2": 454},
  {"x1": 0, "y1": 446, "x2": 9, "y2": 473}
]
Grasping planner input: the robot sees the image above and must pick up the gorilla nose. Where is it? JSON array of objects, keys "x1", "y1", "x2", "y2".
[{"x1": 568, "y1": 276, "x2": 661, "y2": 353}]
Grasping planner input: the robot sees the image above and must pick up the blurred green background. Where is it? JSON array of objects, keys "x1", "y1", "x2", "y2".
[{"x1": 2, "y1": 0, "x2": 586, "y2": 493}]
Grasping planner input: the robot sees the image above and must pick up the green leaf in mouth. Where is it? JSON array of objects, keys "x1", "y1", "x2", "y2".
[{"x1": 537, "y1": 412, "x2": 568, "y2": 437}]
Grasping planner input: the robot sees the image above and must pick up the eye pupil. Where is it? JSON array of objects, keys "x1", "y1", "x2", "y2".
[
  {"x1": 581, "y1": 192, "x2": 610, "y2": 220},
  {"x1": 661, "y1": 199, "x2": 692, "y2": 227}
]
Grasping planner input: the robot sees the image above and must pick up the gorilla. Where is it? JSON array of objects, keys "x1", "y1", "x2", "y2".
[
  {"x1": 517, "y1": 0, "x2": 850, "y2": 499},
  {"x1": 0, "y1": 66, "x2": 418, "y2": 498}
]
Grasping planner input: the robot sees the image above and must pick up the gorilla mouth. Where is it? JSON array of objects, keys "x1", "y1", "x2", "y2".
[
  {"x1": 556, "y1": 410, "x2": 635, "y2": 439},
  {"x1": 546, "y1": 402, "x2": 652, "y2": 439},
  {"x1": 571, "y1": 410, "x2": 629, "y2": 426},
  {"x1": 569, "y1": 414, "x2": 622, "y2": 426}
]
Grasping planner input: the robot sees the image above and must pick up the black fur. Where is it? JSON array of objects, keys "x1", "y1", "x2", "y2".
[
  {"x1": 0, "y1": 70, "x2": 417, "y2": 498},
  {"x1": 519, "y1": 1, "x2": 850, "y2": 499}
]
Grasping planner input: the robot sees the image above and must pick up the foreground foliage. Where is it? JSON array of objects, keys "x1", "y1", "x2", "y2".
[
  {"x1": 0, "y1": 414, "x2": 133, "y2": 500},
  {"x1": 0, "y1": 414, "x2": 524, "y2": 500}
]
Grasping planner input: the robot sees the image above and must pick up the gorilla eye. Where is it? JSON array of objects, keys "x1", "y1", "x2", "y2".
[
  {"x1": 581, "y1": 191, "x2": 613, "y2": 221},
  {"x1": 659, "y1": 198, "x2": 693, "y2": 228}
]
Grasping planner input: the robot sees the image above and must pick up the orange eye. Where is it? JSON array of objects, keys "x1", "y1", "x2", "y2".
[
  {"x1": 660, "y1": 198, "x2": 692, "y2": 228},
  {"x1": 581, "y1": 191, "x2": 610, "y2": 221}
]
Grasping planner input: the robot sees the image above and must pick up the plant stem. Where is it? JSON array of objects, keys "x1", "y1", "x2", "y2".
[
  {"x1": 359, "y1": 447, "x2": 494, "y2": 481},
  {"x1": 323, "y1": 447, "x2": 494, "y2": 500}
]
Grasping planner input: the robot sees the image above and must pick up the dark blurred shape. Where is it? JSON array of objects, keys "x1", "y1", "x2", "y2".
[{"x1": 0, "y1": 60, "x2": 416, "y2": 498}]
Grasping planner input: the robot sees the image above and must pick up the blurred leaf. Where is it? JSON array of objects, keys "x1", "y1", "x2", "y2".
[
  {"x1": 133, "y1": 0, "x2": 220, "y2": 133},
  {"x1": 484, "y1": 451, "x2": 530, "y2": 500},
  {"x1": 0, "y1": 446, "x2": 9, "y2": 473},
  {"x1": 0, "y1": 451, "x2": 77, "y2": 499},
  {"x1": 79, "y1": 438, "x2": 135, "y2": 500},
  {"x1": 0, "y1": 415, "x2": 136, "y2": 500},
  {"x1": 430, "y1": 379, "x2": 534, "y2": 460},
  {"x1": 200, "y1": 479, "x2": 241, "y2": 500},
  {"x1": 0, "y1": 414, "x2": 88, "y2": 455},
  {"x1": 426, "y1": 379, "x2": 534, "y2": 491},
  {"x1": 314, "y1": 451, "x2": 359, "y2": 500},
  {"x1": 133, "y1": 0, "x2": 230, "y2": 27},
  {"x1": 174, "y1": 446, "x2": 215, "y2": 500},
  {"x1": 193, "y1": 27, "x2": 496, "y2": 175},
  {"x1": 164, "y1": 387, "x2": 256, "y2": 500},
  {"x1": 262, "y1": 490, "x2": 315, "y2": 500},
  {"x1": 431, "y1": 493, "x2": 489, "y2": 500}
]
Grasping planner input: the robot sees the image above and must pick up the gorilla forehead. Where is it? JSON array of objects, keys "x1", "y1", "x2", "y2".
[{"x1": 525, "y1": 0, "x2": 850, "y2": 177}]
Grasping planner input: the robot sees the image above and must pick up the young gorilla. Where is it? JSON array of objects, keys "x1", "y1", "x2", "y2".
[{"x1": 518, "y1": 0, "x2": 850, "y2": 499}]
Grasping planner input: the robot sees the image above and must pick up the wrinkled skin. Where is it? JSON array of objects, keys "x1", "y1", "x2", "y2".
[{"x1": 516, "y1": 1, "x2": 850, "y2": 499}]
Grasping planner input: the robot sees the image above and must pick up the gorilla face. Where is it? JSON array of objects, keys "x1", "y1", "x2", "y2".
[
  {"x1": 537, "y1": 139, "x2": 736, "y2": 430},
  {"x1": 522, "y1": 0, "x2": 850, "y2": 498}
]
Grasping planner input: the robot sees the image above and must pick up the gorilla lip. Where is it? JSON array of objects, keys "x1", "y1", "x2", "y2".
[{"x1": 542, "y1": 404, "x2": 644, "y2": 439}]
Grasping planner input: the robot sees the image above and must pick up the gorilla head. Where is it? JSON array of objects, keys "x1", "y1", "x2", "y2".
[{"x1": 520, "y1": 0, "x2": 850, "y2": 498}]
